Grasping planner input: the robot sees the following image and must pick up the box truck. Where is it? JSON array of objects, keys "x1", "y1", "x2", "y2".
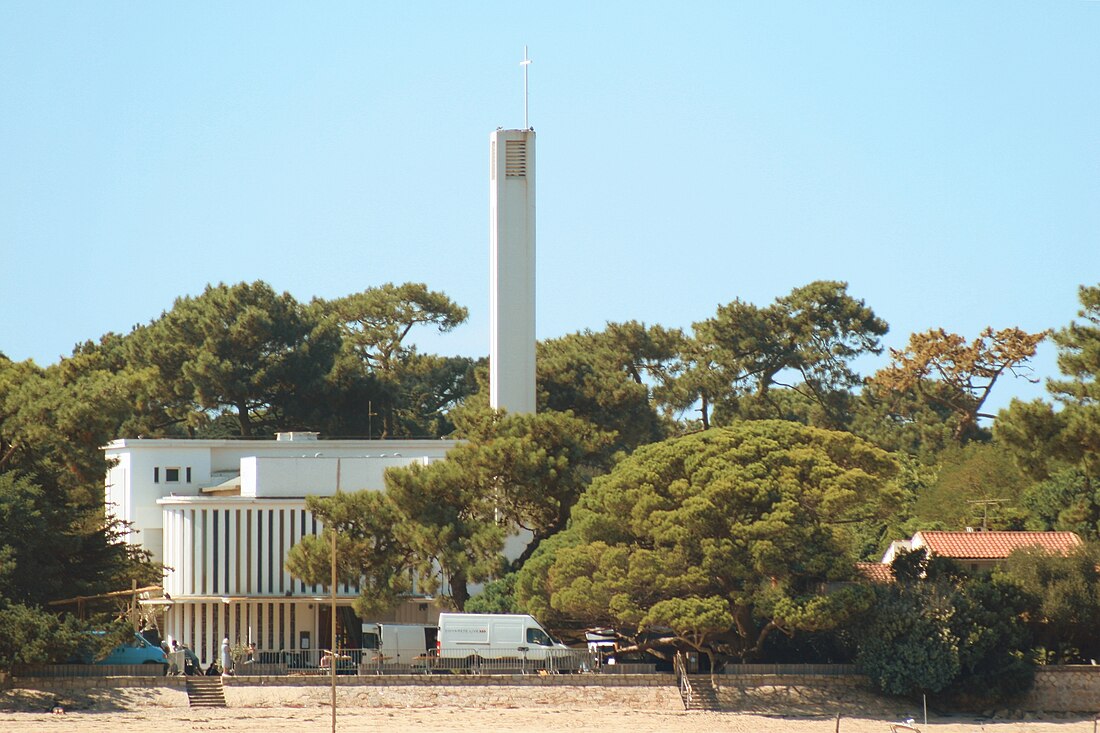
[{"x1": 436, "y1": 613, "x2": 570, "y2": 660}]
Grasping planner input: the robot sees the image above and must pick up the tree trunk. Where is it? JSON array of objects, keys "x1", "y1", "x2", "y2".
[
  {"x1": 511, "y1": 531, "x2": 546, "y2": 571},
  {"x1": 449, "y1": 569, "x2": 470, "y2": 611},
  {"x1": 699, "y1": 391, "x2": 711, "y2": 430},
  {"x1": 236, "y1": 402, "x2": 252, "y2": 437}
]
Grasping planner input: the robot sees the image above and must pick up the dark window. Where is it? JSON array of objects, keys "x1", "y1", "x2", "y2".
[
  {"x1": 526, "y1": 628, "x2": 553, "y2": 646},
  {"x1": 154, "y1": 467, "x2": 160, "y2": 483},
  {"x1": 165, "y1": 467, "x2": 180, "y2": 483},
  {"x1": 186, "y1": 467, "x2": 192, "y2": 483}
]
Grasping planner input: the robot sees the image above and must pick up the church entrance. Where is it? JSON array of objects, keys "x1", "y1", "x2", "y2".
[{"x1": 318, "y1": 605, "x2": 364, "y2": 650}]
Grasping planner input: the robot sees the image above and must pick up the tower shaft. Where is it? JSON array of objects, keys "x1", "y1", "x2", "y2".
[{"x1": 488, "y1": 129, "x2": 536, "y2": 415}]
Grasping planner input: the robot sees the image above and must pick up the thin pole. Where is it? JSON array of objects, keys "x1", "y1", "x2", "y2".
[
  {"x1": 330, "y1": 526, "x2": 336, "y2": 733},
  {"x1": 330, "y1": 458, "x2": 341, "y2": 733},
  {"x1": 521, "y1": 46, "x2": 532, "y2": 129}
]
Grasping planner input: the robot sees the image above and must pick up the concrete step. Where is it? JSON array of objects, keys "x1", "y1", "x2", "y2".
[
  {"x1": 683, "y1": 678, "x2": 722, "y2": 711},
  {"x1": 186, "y1": 677, "x2": 227, "y2": 708}
]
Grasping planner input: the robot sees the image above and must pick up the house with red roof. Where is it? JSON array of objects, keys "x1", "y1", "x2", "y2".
[{"x1": 879, "y1": 530, "x2": 1083, "y2": 574}]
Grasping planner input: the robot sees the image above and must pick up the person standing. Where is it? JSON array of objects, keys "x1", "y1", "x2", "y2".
[{"x1": 220, "y1": 637, "x2": 231, "y2": 676}]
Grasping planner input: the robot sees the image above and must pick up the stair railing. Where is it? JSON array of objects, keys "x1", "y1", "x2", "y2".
[{"x1": 674, "y1": 652, "x2": 693, "y2": 709}]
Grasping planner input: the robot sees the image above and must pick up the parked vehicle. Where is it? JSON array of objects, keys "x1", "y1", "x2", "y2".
[
  {"x1": 74, "y1": 629, "x2": 167, "y2": 664},
  {"x1": 362, "y1": 623, "x2": 436, "y2": 667},
  {"x1": 97, "y1": 632, "x2": 168, "y2": 666},
  {"x1": 436, "y1": 613, "x2": 569, "y2": 661}
]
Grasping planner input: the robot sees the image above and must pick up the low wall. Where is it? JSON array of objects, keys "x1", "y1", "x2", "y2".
[
  {"x1": 225, "y1": 673, "x2": 671, "y2": 687},
  {"x1": 10, "y1": 667, "x2": 1099, "y2": 715},
  {"x1": 222, "y1": 676, "x2": 680, "y2": 710},
  {"x1": 1018, "y1": 666, "x2": 1100, "y2": 713},
  {"x1": 2, "y1": 674, "x2": 679, "y2": 713},
  {"x1": 707, "y1": 674, "x2": 911, "y2": 718},
  {"x1": 1, "y1": 675, "x2": 189, "y2": 712}
]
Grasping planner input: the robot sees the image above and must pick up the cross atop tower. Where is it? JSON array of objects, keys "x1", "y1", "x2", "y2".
[{"x1": 521, "y1": 46, "x2": 532, "y2": 130}]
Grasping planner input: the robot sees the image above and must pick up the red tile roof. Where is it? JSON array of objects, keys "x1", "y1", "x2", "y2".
[
  {"x1": 855, "y1": 562, "x2": 894, "y2": 584},
  {"x1": 916, "y1": 531, "x2": 1083, "y2": 560}
]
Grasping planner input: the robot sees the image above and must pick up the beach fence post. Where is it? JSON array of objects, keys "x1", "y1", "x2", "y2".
[
  {"x1": 923, "y1": 693, "x2": 927, "y2": 726},
  {"x1": 835, "y1": 711, "x2": 840, "y2": 732}
]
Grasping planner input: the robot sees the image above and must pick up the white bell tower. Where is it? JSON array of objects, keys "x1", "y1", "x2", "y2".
[{"x1": 488, "y1": 127, "x2": 536, "y2": 415}]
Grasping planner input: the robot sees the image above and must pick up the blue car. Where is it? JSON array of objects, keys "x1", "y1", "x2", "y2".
[{"x1": 97, "y1": 632, "x2": 168, "y2": 666}]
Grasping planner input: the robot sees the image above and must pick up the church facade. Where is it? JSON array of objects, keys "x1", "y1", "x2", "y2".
[{"x1": 104, "y1": 432, "x2": 455, "y2": 667}]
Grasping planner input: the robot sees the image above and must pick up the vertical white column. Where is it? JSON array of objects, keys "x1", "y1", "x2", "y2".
[
  {"x1": 201, "y1": 510, "x2": 210, "y2": 595},
  {"x1": 189, "y1": 509, "x2": 197, "y2": 595},
  {"x1": 228, "y1": 509, "x2": 238, "y2": 594},
  {"x1": 489, "y1": 128, "x2": 537, "y2": 415},
  {"x1": 220, "y1": 510, "x2": 228, "y2": 594},
  {"x1": 250, "y1": 509, "x2": 261, "y2": 595},
  {"x1": 162, "y1": 509, "x2": 173, "y2": 596},
  {"x1": 281, "y1": 508, "x2": 291, "y2": 594}
]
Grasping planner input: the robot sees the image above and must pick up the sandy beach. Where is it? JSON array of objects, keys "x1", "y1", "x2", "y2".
[
  {"x1": 3, "y1": 683, "x2": 1098, "y2": 733},
  {"x1": 1, "y1": 705, "x2": 1098, "y2": 733}
]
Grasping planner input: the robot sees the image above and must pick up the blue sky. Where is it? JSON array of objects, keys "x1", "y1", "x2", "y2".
[{"x1": 2, "y1": 2, "x2": 1097, "y2": 416}]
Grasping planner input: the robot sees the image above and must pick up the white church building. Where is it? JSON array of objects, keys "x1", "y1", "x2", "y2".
[
  {"x1": 104, "y1": 432, "x2": 457, "y2": 666},
  {"x1": 104, "y1": 117, "x2": 538, "y2": 667}
]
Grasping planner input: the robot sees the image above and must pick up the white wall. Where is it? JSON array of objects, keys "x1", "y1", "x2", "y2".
[
  {"x1": 240, "y1": 455, "x2": 431, "y2": 497},
  {"x1": 159, "y1": 498, "x2": 361, "y2": 599},
  {"x1": 105, "y1": 438, "x2": 457, "y2": 546}
]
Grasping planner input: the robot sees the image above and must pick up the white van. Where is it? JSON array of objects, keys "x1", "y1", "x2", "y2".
[
  {"x1": 361, "y1": 623, "x2": 436, "y2": 666},
  {"x1": 436, "y1": 613, "x2": 569, "y2": 660}
]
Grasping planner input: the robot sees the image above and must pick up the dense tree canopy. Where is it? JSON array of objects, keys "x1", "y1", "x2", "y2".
[
  {"x1": 285, "y1": 490, "x2": 418, "y2": 619},
  {"x1": 517, "y1": 421, "x2": 900, "y2": 666},
  {"x1": 536, "y1": 321, "x2": 679, "y2": 453},
  {"x1": 4, "y1": 272, "x2": 1097, "y2": 685},
  {"x1": 0, "y1": 354, "x2": 159, "y2": 670},
  {"x1": 677, "y1": 281, "x2": 887, "y2": 429},
  {"x1": 287, "y1": 408, "x2": 640, "y2": 616},
  {"x1": 910, "y1": 443, "x2": 1029, "y2": 531},
  {"x1": 873, "y1": 327, "x2": 1047, "y2": 442},
  {"x1": 857, "y1": 549, "x2": 1034, "y2": 704},
  {"x1": 998, "y1": 285, "x2": 1100, "y2": 537},
  {"x1": 451, "y1": 408, "x2": 618, "y2": 564},
  {"x1": 322, "y1": 283, "x2": 470, "y2": 437},
  {"x1": 131, "y1": 281, "x2": 340, "y2": 437},
  {"x1": 995, "y1": 545, "x2": 1100, "y2": 663}
]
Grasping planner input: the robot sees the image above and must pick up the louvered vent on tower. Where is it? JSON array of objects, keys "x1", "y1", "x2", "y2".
[{"x1": 505, "y1": 140, "x2": 527, "y2": 177}]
